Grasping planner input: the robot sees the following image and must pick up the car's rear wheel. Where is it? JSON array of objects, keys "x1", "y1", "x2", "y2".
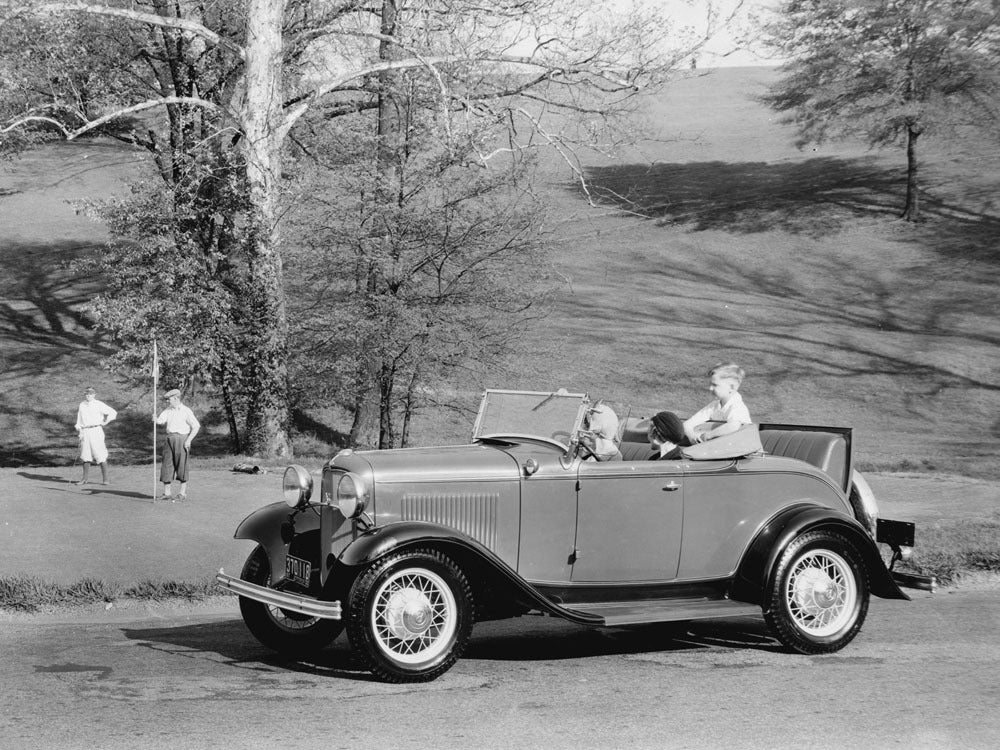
[
  {"x1": 238, "y1": 545, "x2": 343, "y2": 656},
  {"x1": 346, "y1": 548, "x2": 473, "y2": 683},
  {"x1": 764, "y1": 530, "x2": 869, "y2": 654}
]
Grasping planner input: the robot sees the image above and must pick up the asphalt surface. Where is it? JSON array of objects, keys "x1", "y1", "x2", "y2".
[{"x1": 2, "y1": 587, "x2": 999, "y2": 749}]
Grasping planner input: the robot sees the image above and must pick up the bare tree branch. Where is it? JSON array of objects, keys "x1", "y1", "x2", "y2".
[
  {"x1": 25, "y1": 1, "x2": 245, "y2": 60},
  {"x1": 3, "y1": 95, "x2": 226, "y2": 139}
]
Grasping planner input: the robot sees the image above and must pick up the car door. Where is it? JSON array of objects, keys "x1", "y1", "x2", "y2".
[
  {"x1": 514, "y1": 446, "x2": 579, "y2": 584},
  {"x1": 570, "y1": 457, "x2": 684, "y2": 582}
]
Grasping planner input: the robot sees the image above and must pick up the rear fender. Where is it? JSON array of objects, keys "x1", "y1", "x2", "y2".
[{"x1": 732, "y1": 504, "x2": 908, "y2": 606}]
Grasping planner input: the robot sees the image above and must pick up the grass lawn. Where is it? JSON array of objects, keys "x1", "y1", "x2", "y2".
[{"x1": 5, "y1": 68, "x2": 995, "y2": 479}]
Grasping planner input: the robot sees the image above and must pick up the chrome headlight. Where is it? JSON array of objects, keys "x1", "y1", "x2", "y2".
[
  {"x1": 335, "y1": 472, "x2": 368, "y2": 518},
  {"x1": 282, "y1": 464, "x2": 313, "y2": 507}
]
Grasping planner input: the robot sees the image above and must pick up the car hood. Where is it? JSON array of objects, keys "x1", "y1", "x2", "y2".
[{"x1": 333, "y1": 442, "x2": 522, "y2": 483}]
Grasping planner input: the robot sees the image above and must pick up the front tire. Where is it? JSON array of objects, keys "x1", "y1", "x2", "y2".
[
  {"x1": 764, "y1": 530, "x2": 869, "y2": 654},
  {"x1": 238, "y1": 546, "x2": 343, "y2": 656},
  {"x1": 346, "y1": 548, "x2": 473, "y2": 683}
]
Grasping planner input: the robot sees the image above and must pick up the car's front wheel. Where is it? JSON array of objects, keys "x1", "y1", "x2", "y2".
[
  {"x1": 346, "y1": 548, "x2": 473, "y2": 683},
  {"x1": 238, "y1": 545, "x2": 343, "y2": 656},
  {"x1": 764, "y1": 530, "x2": 869, "y2": 654}
]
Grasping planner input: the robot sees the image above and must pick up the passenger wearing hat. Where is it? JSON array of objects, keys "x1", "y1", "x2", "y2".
[
  {"x1": 154, "y1": 388, "x2": 200, "y2": 501},
  {"x1": 644, "y1": 411, "x2": 686, "y2": 460},
  {"x1": 74, "y1": 387, "x2": 118, "y2": 485}
]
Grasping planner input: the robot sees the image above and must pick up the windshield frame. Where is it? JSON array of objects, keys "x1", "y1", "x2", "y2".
[{"x1": 471, "y1": 389, "x2": 590, "y2": 448}]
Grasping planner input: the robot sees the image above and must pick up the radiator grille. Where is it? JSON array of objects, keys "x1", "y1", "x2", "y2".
[{"x1": 401, "y1": 492, "x2": 499, "y2": 548}]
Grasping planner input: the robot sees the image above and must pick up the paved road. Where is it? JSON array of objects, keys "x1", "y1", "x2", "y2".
[{"x1": 3, "y1": 587, "x2": 998, "y2": 750}]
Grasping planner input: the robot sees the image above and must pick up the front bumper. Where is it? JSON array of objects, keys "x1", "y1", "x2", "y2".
[{"x1": 216, "y1": 570, "x2": 343, "y2": 620}]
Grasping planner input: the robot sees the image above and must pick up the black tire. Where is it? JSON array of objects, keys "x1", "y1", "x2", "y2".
[
  {"x1": 346, "y1": 548, "x2": 473, "y2": 683},
  {"x1": 238, "y1": 545, "x2": 343, "y2": 656},
  {"x1": 764, "y1": 530, "x2": 870, "y2": 654}
]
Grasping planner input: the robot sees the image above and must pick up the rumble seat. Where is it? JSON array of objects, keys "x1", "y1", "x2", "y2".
[{"x1": 758, "y1": 427, "x2": 849, "y2": 488}]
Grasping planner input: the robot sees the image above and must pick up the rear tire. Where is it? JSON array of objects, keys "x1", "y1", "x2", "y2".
[
  {"x1": 346, "y1": 548, "x2": 473, "y2": 683},
  {"x1": 238, "y1": 546, "x2": 343, "y2": 656},
  {"x1": 764, "y1": 530, "x2": 869, "y2": 654}
]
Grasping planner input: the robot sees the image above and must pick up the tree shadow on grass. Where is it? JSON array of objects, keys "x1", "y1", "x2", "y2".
[
  {"x1": 584, "y1": 156, "x2": 903, "y2": 237},
  {"x1": 583, "y1": 156, "x2": 1000, "y2": 267},
  {"x1": 0, "y1": 240, "x2": 113, "y2": 369},
  {"x1": 564, "y1": 156, "x2": 1000, "y2": 403}
]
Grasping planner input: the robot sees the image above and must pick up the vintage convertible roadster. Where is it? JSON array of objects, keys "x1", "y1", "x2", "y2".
[{"x1": 216, "y1": 389, "x2": 934, "y2": 682}]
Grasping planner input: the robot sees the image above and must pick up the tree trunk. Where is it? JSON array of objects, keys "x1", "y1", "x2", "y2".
[
  {"x1": 240, "y1": 0, "x2": 292, "y2": 457},
  {"x1": 219, "y1": 370, "x2": 243, "y2": 454},
  {"x1": 350, "y1": 0, "x2": 400, "y2": 450},
  {"x1": 901, "y1": 124, "x2": 921, "y2": 222}
]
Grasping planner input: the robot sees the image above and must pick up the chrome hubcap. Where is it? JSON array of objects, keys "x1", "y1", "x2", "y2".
[
  {"x1": 786, "y1": 549, "x2": 857, "y2": 637},
  {"x1": 385, "y1": 587, "x2": 434, "y2": 639}
]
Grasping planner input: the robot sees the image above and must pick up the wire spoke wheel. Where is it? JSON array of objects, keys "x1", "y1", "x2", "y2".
[
  {"x1": 347, "y1": 548, "x2": 473, "y2": 682},
  {"x1": 765, "y1": 530, "x2": 870, "y2": 654},
  {"x1": 237, "y1": 546, "x2": 342, "y2": 655},
  {"x1": 267, "y1": 603, "x2": 321, "y2": 630},
  {"x1": 371, "y1": 568, "x2": 457, "y2": 664}
]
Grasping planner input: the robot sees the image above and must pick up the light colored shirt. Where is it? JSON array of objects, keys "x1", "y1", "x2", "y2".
[
  {"x1": 684, "y1": 391, "x2": 751, "y2": 432},
  {"x1": 75, "y1": 399, "x2": 117, "y2": 430},
  {"x1": 156, "y1": 404, "x2": 200, "y2": 435}
]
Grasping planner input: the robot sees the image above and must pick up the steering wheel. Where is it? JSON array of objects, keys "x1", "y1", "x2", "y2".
[{"x1": 550, "y1": 430, "x2": 572, "y2": 443}]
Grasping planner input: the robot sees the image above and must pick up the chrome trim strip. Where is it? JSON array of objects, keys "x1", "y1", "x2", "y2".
[{"x1": 215, "y1": 571, "x2": 342, "y2": 619}]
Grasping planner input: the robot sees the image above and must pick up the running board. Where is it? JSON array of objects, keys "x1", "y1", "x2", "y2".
[
  {"x1": 216, "y1": 570, "x2": 343, "y2": 620},
  {"x1": 563, "y1": 598, "x2": 761, "y2": 627}
]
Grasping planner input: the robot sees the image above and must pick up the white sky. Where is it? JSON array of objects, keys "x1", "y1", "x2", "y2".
[{"x1": 657, "y1": 0, "x2": 783, "y2": 67}]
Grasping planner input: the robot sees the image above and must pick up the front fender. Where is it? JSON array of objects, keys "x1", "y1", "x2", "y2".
[
  {"x1": 233, "y1": 502, "x2": 323, "y2": 587},
  {"x1": 732, "y1": 504, "x2": 909, "y2": 606},
  {"x1": 337, "y1": 521, "x2": 604, "y2": 626}
]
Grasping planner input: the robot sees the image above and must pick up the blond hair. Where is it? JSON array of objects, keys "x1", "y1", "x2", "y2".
[{"x1": 709, "y1": 362, "x2": 745, "y2": 385}]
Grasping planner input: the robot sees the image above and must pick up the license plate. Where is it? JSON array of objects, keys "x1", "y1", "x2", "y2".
[
  {"x1": 877, "y1": 518, "x2": 915, "y2": 547},
  {"x1": 284, "y1": 554, "x2": 311, "y2": 586}
]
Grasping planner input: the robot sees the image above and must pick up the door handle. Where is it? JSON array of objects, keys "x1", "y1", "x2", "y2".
[{"x1": 662, "y1": 481, "x2": 681, "y2": 491}]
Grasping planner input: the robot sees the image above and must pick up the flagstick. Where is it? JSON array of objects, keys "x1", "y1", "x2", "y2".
[{"x1": 152, "y1": 338, "x2": 158, "y2": 503}]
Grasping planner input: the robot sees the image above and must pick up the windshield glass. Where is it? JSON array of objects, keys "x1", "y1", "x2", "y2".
[{"x1": 472, "y1": 389, "x2": 588, "y2": 447}]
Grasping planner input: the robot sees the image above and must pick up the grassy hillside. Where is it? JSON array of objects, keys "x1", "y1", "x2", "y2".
[{"x1": 1, "y1": 67, "x2": 998, "y2": 477}]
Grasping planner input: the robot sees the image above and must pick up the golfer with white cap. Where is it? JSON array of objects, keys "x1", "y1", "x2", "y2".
[{"x1": 154, "y1": 388, "x2": 200, "y2": 501}]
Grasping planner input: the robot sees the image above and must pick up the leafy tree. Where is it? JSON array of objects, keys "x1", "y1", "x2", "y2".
[
  {"x1": 762, "y1": 0, "x2": 1000, "y2": 221},
  {"x1": 1, "y1": 0, "x2": 721, "y2": 454},
  {"x1": 286, "y1": 107, "x2": 549, "y2": 448}
]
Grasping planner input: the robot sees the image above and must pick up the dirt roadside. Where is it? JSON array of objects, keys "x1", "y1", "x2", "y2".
[{"x1": 1, "y1": 464, "x2": 998, "y2": 587}]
